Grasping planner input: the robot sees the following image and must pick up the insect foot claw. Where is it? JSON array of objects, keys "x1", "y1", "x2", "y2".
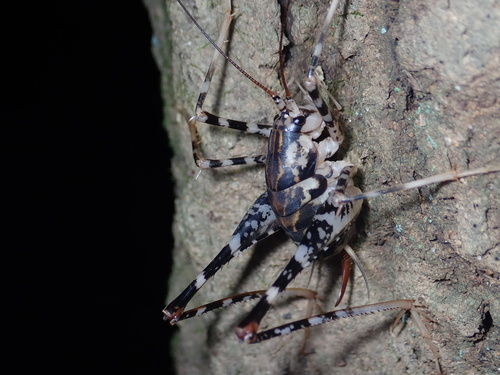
[
  {"x1": 162, "y1": 306, "x2": 184, "y2": 324},
  {"x1": 234, "y1": 321, "x2": 259, "y2": 343}
]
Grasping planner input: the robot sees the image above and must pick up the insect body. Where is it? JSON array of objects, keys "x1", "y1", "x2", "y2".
[
  {"x1": 161, "y1": 0, "x2": 500, "y2": 373},
  {"x1": 165, "y1": 0, "x2": 369, "y2": 343}
]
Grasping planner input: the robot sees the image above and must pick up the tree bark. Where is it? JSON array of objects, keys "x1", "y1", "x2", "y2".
[{"x1": 144, "y1": 0, "x2": 500, "y2": 374}]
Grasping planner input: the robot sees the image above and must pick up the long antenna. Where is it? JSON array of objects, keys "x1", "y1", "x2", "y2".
[{"x1": 176, "y1": 0, "x2": 279, "y2": 99}]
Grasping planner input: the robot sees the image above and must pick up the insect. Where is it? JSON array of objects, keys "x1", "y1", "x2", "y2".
[{"x1": 161, "y1": 0, "x2": 500, "y2": 373}]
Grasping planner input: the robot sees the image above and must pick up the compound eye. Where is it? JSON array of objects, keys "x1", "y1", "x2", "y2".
[
  {"x1": 293, "y1": 115, "x2": 305, "y2": 126},
  {"x1": 285, "y1": 115, "x2": 306, "y2": 132}
]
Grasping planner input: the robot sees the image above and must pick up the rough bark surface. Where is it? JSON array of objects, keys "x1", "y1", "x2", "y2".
[{"x1": 144, "y1": 0, "x2": 499, "y2": 374}]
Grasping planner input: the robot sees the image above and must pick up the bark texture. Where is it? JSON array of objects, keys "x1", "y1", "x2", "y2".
[{"x1": 144, "y1": 0, "x2": 500, "y2": 374}]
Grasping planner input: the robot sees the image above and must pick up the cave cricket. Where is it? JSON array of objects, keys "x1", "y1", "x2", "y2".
[{"x1": 163, "y1": 0, "x2": 500, "y2": 372}]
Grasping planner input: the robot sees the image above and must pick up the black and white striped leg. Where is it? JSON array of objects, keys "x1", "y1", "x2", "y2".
[
  {"x1": 163, "y1": 192, "x2": 280, "y2": 323},
  {"x1": 234, "y1": 201, "x2": 359, "y2": 342},
  {"x1": 251, "y1": 299, "x2": 443, "y2": 375},
  {"x1": 303, "y1": 0, "x2": 343, "y2": 143},
  {"x1": 340, "y1": 166, "x2": 500, "y2": 204},
  {"x1": 175, "y1": 288, "x2": 319, "y2": 322},
  {"x1": 193, "y1": 111, "x2": 272, "y2": 137},
  {"x1": 234, "y1": 163, "x2": 362, "y2": 342},
  {"x1": 187, "y1": 114, "x2": 268, "y2": 169},
  {"x1": 179, "y1": 0, "x2": 272, "y2": 169},
  {"x1": 253, "y1": 299, "x2": 416, "y2": 342}
]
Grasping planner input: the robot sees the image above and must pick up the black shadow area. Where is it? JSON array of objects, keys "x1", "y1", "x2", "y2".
[{"x1": 5, "y1": 1, "x2": 175, "y2": 373}]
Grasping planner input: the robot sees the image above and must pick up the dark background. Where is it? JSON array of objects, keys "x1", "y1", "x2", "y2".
[{"x1": 6, "y1": 1, "x2": 175, "y2": 373}]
